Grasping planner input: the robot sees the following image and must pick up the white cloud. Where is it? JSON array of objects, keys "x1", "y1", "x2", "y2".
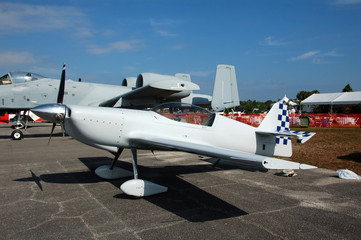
[
  {"x1": 75, "y1": 28, "x2": 95, "y2": 38},
  {"x1": 156, "y1": 29, "x2": 177, "y2": 37},
  {"x1": 290, "y1": 51, "x2": 320, "y2": 61},
  {"x1": 0, "y1": 2, "x2": 86, "y2": 33},
  {"x1": 260, "y1": 36, "x2": 290, "y2": 46},
  {"x1": 322, "y1": 50, "x2": 344, "y2": 57},
  {"x1": 87, "y1": 40, "x2": 144, "y2": 55},
  {"x1": 0, "y1": 51, "x2": 36, "y2": 66},
  {"x1": 290, "y1": 50, "x2": 343, "y2": 63},
  {"x1": 148, "y1": 18, "x2": 179, "y2": 38}
]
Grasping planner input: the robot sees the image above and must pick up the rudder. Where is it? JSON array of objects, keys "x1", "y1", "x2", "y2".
[{"x1": 211, "y1": 64, "x2": 240, "y2": 111}]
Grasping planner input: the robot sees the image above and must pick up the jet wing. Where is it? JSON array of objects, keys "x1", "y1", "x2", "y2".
[
  {"x1": 130, "y1": 137, "x2": 316, "y2": 170},
  {"x1": 99, "y1": 80, "x2": 200, "y2": 108}
]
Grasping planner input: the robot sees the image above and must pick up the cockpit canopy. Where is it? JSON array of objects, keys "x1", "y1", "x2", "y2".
[
  {"x1": 0, "y1": 72, "x2": 46, "y2": 85},
  {"x1": 151, "y1": 102, "x2": 216, "y2": 126}
]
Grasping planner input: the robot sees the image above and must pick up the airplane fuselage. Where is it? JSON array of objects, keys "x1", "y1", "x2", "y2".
[
  {"x1": 31, "y1": 100, "x2": 316, "y2": 197},
  {"x1": 64, "y1": 105, "x2": 276, "y2": 157},
  {"x1": 0, "y1": 79, "x2": 130, "y2": 112}
]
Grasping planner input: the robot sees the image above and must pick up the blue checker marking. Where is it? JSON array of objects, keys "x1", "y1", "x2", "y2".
[
  {"x1": 276, "y1": 103, "x2": 291, "y2": 145},
  {"x1": 275, "y1": 103, "x2": 313, "y2": 145},
  {"x1": 290, "y1": 130, "x2": 312, "y2": 137}
]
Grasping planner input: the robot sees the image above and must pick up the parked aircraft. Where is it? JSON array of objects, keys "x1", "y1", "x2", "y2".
[
  {"x1": 31, "y1": 68, "x2": 316, "y2": 197},
  {"x1": 2, "y1": 64, "x2": 239, "y2": 139}
]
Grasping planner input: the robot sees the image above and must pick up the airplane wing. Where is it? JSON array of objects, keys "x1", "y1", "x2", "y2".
[
  {"x1": 99, "y1": 79, "x2": 199, "y2": 108},
  {"x1": 130, "y1": 137, "x2": 316, "y2": 170}
]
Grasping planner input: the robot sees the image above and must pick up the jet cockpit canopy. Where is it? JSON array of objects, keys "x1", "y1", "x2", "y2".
[
  {"x1": 151, "y1": 102, "x2": 216, "y2": 126},
  {"x1": 0, "y1": 72, "x2": 46, "y2": 85}
]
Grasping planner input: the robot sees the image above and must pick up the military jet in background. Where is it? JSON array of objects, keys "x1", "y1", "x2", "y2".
[
  {"x1": 1, "y1": 64, "x2": 239, "y2": 139},
  {"x1": 32, "y1": 66, "x2": 316, "y2": 197}
]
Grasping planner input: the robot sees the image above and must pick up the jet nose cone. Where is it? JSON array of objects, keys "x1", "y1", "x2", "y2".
[{"x1": 31, "y1": 104, "x2": 66, "y2": 123}]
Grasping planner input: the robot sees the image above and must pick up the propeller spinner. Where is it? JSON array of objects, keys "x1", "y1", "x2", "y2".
[{"x1": 31, "y1": 63, "x2": 67, "y2": 142}]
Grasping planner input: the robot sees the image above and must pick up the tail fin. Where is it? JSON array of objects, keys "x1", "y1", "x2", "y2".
[
  {"x1": 256, "y1": 101, "x2": 315, "y2": 157},
  {"x1": 211, "y1": 64, "x2": 240, "y2": 111},
  {"x1": 258, "y1": 102, "x2": 290, "y2": 133}
]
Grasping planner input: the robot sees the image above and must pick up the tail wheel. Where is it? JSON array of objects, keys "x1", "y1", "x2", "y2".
[{"x1": 11, "y1": 130, "x2": 23, "y2": 140}]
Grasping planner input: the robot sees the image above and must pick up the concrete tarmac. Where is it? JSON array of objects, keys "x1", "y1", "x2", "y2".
[{"x1": 1, "y1": 123, "x2": 360, "y2": 239}]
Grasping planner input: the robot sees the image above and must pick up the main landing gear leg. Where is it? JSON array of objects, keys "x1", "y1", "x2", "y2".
[
  {"x1": 94, "y1": 148, "x2": 133, "y2": 179},
  {"x1": 11, "y1": 112, "x2": 25, "y2": 140},
  {"x1": 120, "y1": 148, "x2": 168, "y2": 197}
]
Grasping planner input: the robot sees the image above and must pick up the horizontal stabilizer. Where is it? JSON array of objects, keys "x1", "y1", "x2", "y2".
[
  {"x1": 256, "y1": 129, "x2": 316, "y2": 144},
  {"x1": 291, "y1": 131, "x2": 316, "y2": 144}
]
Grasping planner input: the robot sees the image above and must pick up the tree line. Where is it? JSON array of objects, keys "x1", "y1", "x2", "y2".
[{"x1": 226, "y1": 84, "x2": 360, "y2": 114}]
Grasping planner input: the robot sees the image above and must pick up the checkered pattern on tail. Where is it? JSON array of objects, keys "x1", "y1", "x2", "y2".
[
  {"x1": 276, "y1": 103, "x2": 290, "y2": 145},
  {"x1": 290, "y1": 130, "x2": 315, "y2": 143}
]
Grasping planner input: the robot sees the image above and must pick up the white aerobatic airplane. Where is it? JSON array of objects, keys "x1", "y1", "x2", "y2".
[{"x1": 32, "y1": 66, "x2": 316, "y2": 197}]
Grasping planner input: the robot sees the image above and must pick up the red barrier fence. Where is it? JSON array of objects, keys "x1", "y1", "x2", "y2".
[{"x1": 223, "y1": 113, "x2": 361, "y2": 128}]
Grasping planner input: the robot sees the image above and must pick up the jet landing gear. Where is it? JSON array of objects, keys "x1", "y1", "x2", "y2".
[
  {"x1": 94, "y1": 148, "x2": 168, "y2": 197},
  {"x1": 11, "y1": 121, "x2": 25, "y2": 130},
  {"x1": 10, "y1": 112, "x2": 28, "y2": 140},
  {"x1": 11, "y1": 124, "x2": 25, "y2": 140},
  {"x1": 11, "y1": 129, "x2": 24, "y2": 140}
]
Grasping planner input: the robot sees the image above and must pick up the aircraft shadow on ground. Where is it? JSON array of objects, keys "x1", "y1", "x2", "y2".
[
  {"x1": 79, "y1": 156, "x2": 249, "y2": 222},
  {"x1": 337, "y1": 152, "x2": 361, "y2": 163},
  {"x1": 0, "y1": 132, "x2": 63, "y2": 139},
  {"x1": 16, "y1": 156, "x2": 250, "y2": 222}
]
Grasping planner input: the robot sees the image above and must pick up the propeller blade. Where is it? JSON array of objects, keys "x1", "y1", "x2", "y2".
[
  {"x1": 57, "y1": 63, "x2": 66, "y2": 104},
  {"x1": 48, "y1": 123, "x2": 56, "y2": 144}
]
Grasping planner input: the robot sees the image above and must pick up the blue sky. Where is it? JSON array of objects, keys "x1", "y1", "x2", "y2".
[{"x1": 0, "y1": 0, "x2": 360, "y2": 101}]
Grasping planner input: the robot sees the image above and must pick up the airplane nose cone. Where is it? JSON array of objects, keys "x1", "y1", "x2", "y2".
[{"x1": 31, "y1": 104, "x2": 66, "y2": 123}]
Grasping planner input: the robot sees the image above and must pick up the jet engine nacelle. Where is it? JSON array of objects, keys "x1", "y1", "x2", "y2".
[
  {"x1": 122, "y1": 77, "x2": 137, "y2": 88},
  {"x1": 136, "y1": 73, "x2": 189, "y2": 88}
]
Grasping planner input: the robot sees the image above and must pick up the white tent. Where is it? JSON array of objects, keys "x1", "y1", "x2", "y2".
[
  {"x1": 301, "y1": 91, "x2": 361, "y2": 112},
  {"x1": 281, "y1": 95, "x2": 297, "y2": 106}
]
